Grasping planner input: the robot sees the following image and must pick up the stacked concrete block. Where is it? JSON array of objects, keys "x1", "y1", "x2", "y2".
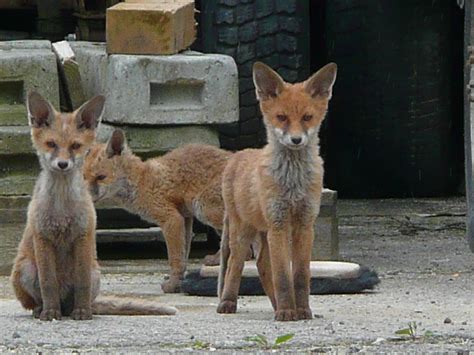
[
  {"x1": 0, "y1": 41, "x2": 60, "y2": 219},
  {"x1": 106, "y1": 0, "x2": 196, "y2": 55},
  {"x1": 70, "y1": 42, "x2": 239, "y2": 126},
  {"x1": 104, "y1": 52, "x2": 239, "y2": 125},
  {"x1": 0, "y1": 40, "x2": 59, "y2": 126}
]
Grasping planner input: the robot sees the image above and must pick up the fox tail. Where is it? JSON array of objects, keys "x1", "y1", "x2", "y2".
[{"x1": 92, "y1": 296, "x2": 177, "y2": 316}]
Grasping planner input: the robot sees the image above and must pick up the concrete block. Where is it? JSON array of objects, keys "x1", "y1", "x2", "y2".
[
  {"x1": 71, "y1": 42, "x2": 239, "y2": 125},
  {"x1": 0, "y1": 126, "x2": 32, "y2": 155},
  {"x1": 97, "y1": 123, "x2": 220, "y2": 156},
  {"x1": 69, "y1": 43, "x2": 239, "y2": 125},
  {"x1": 0, "y1": 40, "x2": 59, "y2": 126},
  {"x1": 0, "y1": 223, "x2": 23, "y2": 275},
  {"x1": 0, "y1": 173, "x2": 36, "y2": 196},
  {"x1": 104, "y1": 52, "x2": 239, "y2": 125},
  {"x1": 313, "y1": 189, "x2": 339, "y2": 261},
  {"x1": 69, "y1": 42, "x2": 108, "y2": 100},
  {"x1": 106, "y1": 1, "x2": 196, "y2": 55}
]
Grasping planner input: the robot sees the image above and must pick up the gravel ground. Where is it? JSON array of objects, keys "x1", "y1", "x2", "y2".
[{"x1": 0, "y1": 198, "x2": 472, "y2": 353}]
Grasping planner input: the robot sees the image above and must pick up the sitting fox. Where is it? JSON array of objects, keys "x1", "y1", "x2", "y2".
[
  {"x1": 83, "y1": 130, "x2": 232, "y2": 293},
  {"x1": 218, "y1": 62, "x2": 337, "y2": 321},
  {"x1": 11, "y1": 93, "x2": 176, "y2": 320}
]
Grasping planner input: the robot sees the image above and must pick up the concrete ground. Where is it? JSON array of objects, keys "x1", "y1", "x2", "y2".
[{"x1": 0, "y1": 198, "x2": 472, "y2": 353}]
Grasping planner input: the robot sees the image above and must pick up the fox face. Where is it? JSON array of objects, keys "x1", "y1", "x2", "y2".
[
  {"x1": 83, "y1": 129, "x2": 127, "y2": 202},
  {"x1": 27, "y1": 92, "x2": 105, "y2": 173},
  {"x1": 253, "y1": 62, "x2": 337, "y2": 150}
]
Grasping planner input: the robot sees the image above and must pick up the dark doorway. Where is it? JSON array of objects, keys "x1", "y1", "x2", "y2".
[{"x1": 311, "y1": 0, "x2": 465, "y2": 198}]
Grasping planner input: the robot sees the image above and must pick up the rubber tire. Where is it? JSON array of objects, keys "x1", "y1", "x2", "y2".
[
  {"x1": 194, "y1": 0, "x2": 311, "y2": 150},
  {"x1": 323, "y1": 0, "x2": 464, "y2": 197}
]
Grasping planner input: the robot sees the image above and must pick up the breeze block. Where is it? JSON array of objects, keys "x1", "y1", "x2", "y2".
[
  {"x1": 0, "y1": 40, "x2": 59, "y2": 126},
  {"x1": 69, "y1": 42, "x2": 239, "y2": 125}
]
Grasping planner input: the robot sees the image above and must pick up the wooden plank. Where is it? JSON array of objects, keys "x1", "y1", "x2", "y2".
[{"x1": 106, "y1": 1, "x2": 196, "y2": 55}]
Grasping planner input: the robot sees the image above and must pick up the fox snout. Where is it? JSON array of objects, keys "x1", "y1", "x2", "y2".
[
  {"x1": 274, "y1": 128, "x2": 309, "y2": 150},
  {"x1": 53, "y1": 158, "x2": 73, "y2": 171}
]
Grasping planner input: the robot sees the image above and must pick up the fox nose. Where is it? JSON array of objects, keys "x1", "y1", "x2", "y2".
[
  {"x1": 57, "y1": 161, "x2": 69, "y2": 170},
  {"x1": 291, "y1": 136, "x2": 302, "y2": 145}
]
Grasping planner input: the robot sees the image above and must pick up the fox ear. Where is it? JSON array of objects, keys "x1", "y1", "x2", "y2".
[
  {"x1": 106, "y1": 129, "x2": 126, "y2": 158},
  {"x1": 75, "y1": 95, "x2": 105, "y2": 130},
  {"x1": 27, "y1": 91, "x2": 55, "y2": 128},
  {"x1": 304, "y1": 63, "x2": 337, "y2": 100},
  {"x1": 253, "y1": 62, "x2": 285, "y2": 101}
]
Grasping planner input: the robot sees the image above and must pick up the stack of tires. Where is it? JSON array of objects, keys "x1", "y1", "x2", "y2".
[
  {"x1": 323, "y1": 0, "x2": 464, "y2": 197},
  {"x1": 195, "y1": 0, "x2": 310, "y2": 150}
]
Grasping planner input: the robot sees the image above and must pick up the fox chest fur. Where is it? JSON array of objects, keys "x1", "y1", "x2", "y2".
[
  {"x1": 31, "y1": 171, "x2": 92, "y2": 249},
  {"x1": 263, "y1": 145, "x2": 323, "y2": 228}
]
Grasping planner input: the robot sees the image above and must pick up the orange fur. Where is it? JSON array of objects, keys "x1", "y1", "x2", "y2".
[
  {"x1": 10, "y1": 93, "x2": 176, "y2": 320},
  {"x1": 217, "y1": 62, "x2": 337, "y2": 321},
  {"x1": 83, "y1": 132, "x2": 232, "y2": 293},
  {"x1": 10, "y1": 93, "x2": 104, "y2": 320}
]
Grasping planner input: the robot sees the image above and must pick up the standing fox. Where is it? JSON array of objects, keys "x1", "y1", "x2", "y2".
[
  {"x1": 217, "y1": 62, "x2": 337, "y2": 321},
  {"x1": 83, "y1": 130, "x2": 232, "y2": 293},
  {"x1": 11, "y1": 92, "x2": 176, "y2": 320}
]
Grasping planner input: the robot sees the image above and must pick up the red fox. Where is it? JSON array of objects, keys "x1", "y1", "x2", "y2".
[
  {"x1": 10, "y1": 92, "x2": 176, "y2": 320},
  {"x1": 217, "y1": 62, "x2": 337, "y2": 321},
  {"x1": 83, "y1": 130, "x2": 233, "y2": 293}
]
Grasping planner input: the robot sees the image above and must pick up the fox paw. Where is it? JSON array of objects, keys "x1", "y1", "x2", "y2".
[
  {"x1": 33, "y1": 306, "x2": 42, "y2": 319},
  {"x1": 40, "y1": 308, "x2": 62, "y2": 321},
  {"x1": 217, "y1": 300, "x2": 237, "y2": 314},
  {"x1": 162, "y1": 279, "x2": 182, "y2": 293},
  {"x1": 71, "y1": 308, "x2": 92, "y2": 320},
  {"x1": 274, "y1": 309, "x2": 298, "y2": 322},
  {"x1": 297, "y1": 307, "x2": 313, "y2": 320},
  {"x1": 203, "y1": 253, "x2": 220, "y2": 266}
]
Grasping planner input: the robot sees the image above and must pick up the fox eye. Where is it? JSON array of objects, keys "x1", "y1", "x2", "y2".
[
  {"x1": 71, "y1": 142, "x2": 82, "y2": 150},
  {"x1": 96, "y1": 175, "x2": 106, "y2": 181},
  {"x1": 302, "y1": 114, "x2": 313, "y2": 122},
  {"x1": 276, "y1": 114, "x2": 288, "y2": 122},
  {"x1": 46, "y1": 141, "x2": 57, "y2": 149}
]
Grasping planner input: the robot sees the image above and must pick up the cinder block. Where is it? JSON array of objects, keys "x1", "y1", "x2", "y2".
[
  {"x1": 106, "y1": 1, "x2": 196, "y2": 55},
  {"x1": 97, "y1": 123, "x2": 220, "y2": 157},
  {"x1": 103, "y1": 52, "x2": 238, "y2": 125},
  {"x1": 69, "y1": 41, "x2": 108, "y2": 100},
  {"x1": 0, "y1": 40, "x2": 59, "y2": 126},
  {"x1": 313, "y1": 189, "x2": 339, "y2": 261},
  {"x1": 105, "y1": 51, "x2": 238, "y2": 125},
  {"x1": 69, "y1": 43, "x2": 239, "y2": 125}
]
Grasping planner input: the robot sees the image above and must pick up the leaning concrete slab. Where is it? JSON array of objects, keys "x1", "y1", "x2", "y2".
[
  {"x1": 69, "y1": 41, "x2": 108, "y2": 101},
  {"x1": 0, "y1": 40, "x2": 59, "y2": 126},
  {"x1": 104, "y1": 51, "x2": 238, "y2": 125}
]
